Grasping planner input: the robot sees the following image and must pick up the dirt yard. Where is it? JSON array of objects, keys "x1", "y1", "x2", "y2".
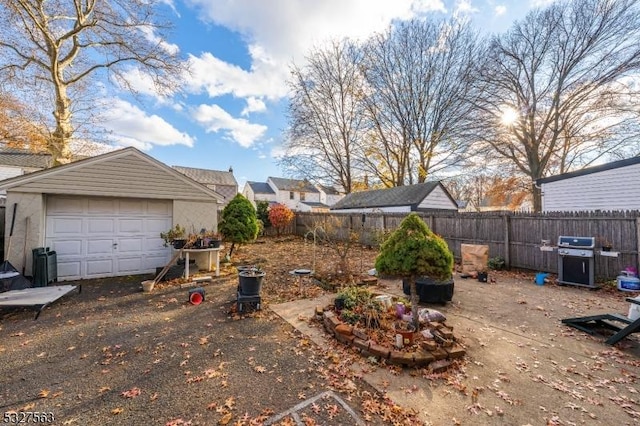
[{"x1": 0, "y1": 236, "x2": 639, "y2": 425}]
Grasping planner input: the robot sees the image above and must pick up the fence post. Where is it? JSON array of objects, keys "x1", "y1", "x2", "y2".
[
  {"x1": 503, "y1": 214, "x2": 510, "y2": 268},
  {"x1": 636, "y1": 217, "x2": 640, "y2": 272}
]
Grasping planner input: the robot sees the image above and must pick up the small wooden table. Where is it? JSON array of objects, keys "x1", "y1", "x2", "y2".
[{"x1": 182, "y1": 247, "x2": 224, "y2": 279}]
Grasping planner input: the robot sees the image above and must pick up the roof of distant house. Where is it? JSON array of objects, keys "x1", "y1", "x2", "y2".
[
  {"x1": 268, "y1": 177, "x2": 319, "y2": 193},
  {"x1": 536, "y1": 156, "x2": 640, "y2": 185},
  {"x1": 173, "y1": 166, "x2": 237, "y2": 186},
  {"x1": 318, "y1": 184, "x2": 341, "y2": 195},
  {"x1": 0, "y1": 147, "x2": 52, "y2": 169},
  {"x1": 331, "y1": 182, "x2": 449, "y2": 210},
  {"x1": 301, "y1": 201, "x2": 330, "y2": 209},
  {"x1": 247, "y1": 181, "x2": 275, "y2": 194}
]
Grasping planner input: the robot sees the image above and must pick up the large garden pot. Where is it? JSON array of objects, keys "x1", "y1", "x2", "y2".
[
  {"x1": 238, "y1": 270, "x2": 265, "y2": 296},
  {"x1": 402, "y1": 277, "x2": 454, "y2": 304}
]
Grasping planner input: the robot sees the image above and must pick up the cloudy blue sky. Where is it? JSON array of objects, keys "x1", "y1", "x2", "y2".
[{"x1": 102, "y1": 0, "x2": 554, "y2": 190}]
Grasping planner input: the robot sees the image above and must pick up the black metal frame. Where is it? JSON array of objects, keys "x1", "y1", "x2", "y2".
[
  {"x1": 561, "y1": 298, "x2": 640, "y2": 345},
  {"x1": 237, "y1": 292, "x2": 261, "y2": 313}
]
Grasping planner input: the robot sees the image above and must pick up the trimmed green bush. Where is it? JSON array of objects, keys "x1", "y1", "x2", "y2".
[
  {"x1": 375, "y1": 213, "x2": 453, "y2": 328},
  {"x1": 218, "y1": 194, "x2": 259, "y2": 257}
]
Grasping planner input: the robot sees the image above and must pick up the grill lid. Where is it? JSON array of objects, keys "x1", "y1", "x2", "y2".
[{"x1": 557, "y1": 236, "x2": 595, "y2": 249}]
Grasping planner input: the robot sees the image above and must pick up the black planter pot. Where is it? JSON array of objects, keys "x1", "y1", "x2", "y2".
[
  {"x1": 402, "y1": 277, "x2": 454, "y2": 304},
  {"x1": 209, "y1": 239, "x2": 221, "y2": 248},
  {"x1": 238, "y1": 270, "x2": 265, "y2": 296},
  {"x1": 172, "y1": 239, "x2": 186, "y2": 249}
]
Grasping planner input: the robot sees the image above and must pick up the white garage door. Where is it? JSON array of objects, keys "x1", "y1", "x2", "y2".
[{"x1": 45, "y1": 196, "x2": 172, "y2": 280}]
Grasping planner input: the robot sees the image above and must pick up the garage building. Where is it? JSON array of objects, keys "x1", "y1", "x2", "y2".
[{"x1": 1, "y1": 147, "x2": 222, "y2": 281}]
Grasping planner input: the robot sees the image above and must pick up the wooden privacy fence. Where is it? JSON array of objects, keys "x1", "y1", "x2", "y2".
[{"x1": 293, "y1": 210, "x2": 640, "y2": 281}]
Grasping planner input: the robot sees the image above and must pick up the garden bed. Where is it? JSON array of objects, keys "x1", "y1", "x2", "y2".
[{"x1": 317, "y1": 286, "x2": 465, "y2": 368}]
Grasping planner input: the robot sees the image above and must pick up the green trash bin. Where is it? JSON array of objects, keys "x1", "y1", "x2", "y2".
[{"x1": 32, "y1": 247, "x2": 49, "y2": 287}]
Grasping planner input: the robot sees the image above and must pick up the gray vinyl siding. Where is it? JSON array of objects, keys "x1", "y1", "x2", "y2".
[
  {"x1": 7, "y1": 153, "x2": 213, "y2": 201},
  {"x1": 541, "y1": 162, "x2": 640, "y2": 211},
  {"x1": 418, "y1": 185, "x2": 458, "y2": 210}
]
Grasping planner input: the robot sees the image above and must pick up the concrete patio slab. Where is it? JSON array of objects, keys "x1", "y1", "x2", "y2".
[{"x1": 271, "y1": 274, "x2": 640, "y2": 425}]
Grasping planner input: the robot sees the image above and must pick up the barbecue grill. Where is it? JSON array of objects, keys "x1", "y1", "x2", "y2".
[{"x1": 557, "y1": 236, "x2": 596, "y2": 288}]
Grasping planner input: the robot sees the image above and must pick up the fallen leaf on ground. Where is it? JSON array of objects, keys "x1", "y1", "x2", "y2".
[
  {"x1": 121, "y1": 387, "x2": 141, "y2": 398},
  {"x1": 218, "y1": 412, "x2": 232, "y2": 425}
]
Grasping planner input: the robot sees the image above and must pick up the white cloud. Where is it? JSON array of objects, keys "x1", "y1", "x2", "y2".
[
  {"x1": 139, "y1": 25, "x2": 180, "y2": 55},
  {"x1": 495, "y1": 5, "x2": 507, "y2": 16},
  {"x1": 186, "y1": 52, "x2": 287, "y2": 100},
  {"x1": 189, "y1": 0, "x2": 445, "y2": 59},
  {"x1": 101, "y1": 98, "x2": 195, "y2": 150},
  {"x1": 184, "y1": 0, "x2": 447, "y2": 101},
  {"x1": 270, "y1": 144, "x2": 286, "y2": 159},
  {"x1": 117, "y1": 67, "x2": 164, "y2": 99},
  {"x1": 160, "y1": 0, "x2": 179, "y2": 16},
  {"x1": 530, "y1": 0, "x2": 557, "y2": 7},
  {"x1": 453, "y1": 0, "x2": 479, "y2": 17},
  {"x1": 193, "y1": 104, "x2": 267, "y2": 148},
  {"x1": 242, "y1": 97, "x2": 267, "y2": 116}
]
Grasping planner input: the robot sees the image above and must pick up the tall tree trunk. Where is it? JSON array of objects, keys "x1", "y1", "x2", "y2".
[
  {"x1": 532, "y1": 182, "x2": 542, "y2": 213},
  {"x1": 51, "y1": 81, "x2": 72, "y2": 164}
]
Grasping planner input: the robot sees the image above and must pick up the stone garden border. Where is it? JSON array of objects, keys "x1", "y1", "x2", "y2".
[{"x1": 318, "y1": 308, "x2": 466, "y2": 370}]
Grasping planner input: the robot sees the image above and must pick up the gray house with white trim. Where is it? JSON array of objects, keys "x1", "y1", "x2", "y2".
[
  {"x1": 536, "y1": 156, "x2": 640, "y2": 212},
  {"x1": 330, "y1": 182, "x2": 458, "y2": 213},
  {"x1": 242, "y1": 177, "x2": 343, "y2": 212}
]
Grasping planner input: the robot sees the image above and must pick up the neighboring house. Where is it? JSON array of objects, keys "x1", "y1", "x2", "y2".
[
  {"x1": 242, "y1": 177, "x2": 341, "y2": 212},
  {"x1": 0, "y1": 147, "x2": 52, "y2": 182},
  {"x1": 317, "y1": 184, "x2": 344, "y2": 207},
  {"x1": 242, "y1": 181, "x2": 276, "y2": 206},
  {"x1": 267, "y1": 177, "x2": 321, "y2": 211},
  {"x1": 0, "y1": 147, "x2": 223, "y2": 281},
  {"x1": 536, "y1": 156, "x2": 640, "y2": 212},
  {"x1": 330, "y1": 182, "x2": 458, "y2": 213},
  {"x1": 173, "y1": 166, "x2": 238, "y2": 206}
]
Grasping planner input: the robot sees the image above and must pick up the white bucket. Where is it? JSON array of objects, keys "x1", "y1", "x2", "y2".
[
  {"x1": 628, "y1": 297, "x2": 640, "y2": 321},
  {"x1": 373, "y1": 295, "x2": 393, "y2": 310},
  {"x1": 141, "y1": 280, "x2": 155, "y2": 292}
]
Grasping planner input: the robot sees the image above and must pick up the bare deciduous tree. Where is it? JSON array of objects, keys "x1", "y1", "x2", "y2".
[
  {"x1": 360, "y1": 18, "x2": 481, "y2": 187},
  {"x1": 0, "y1": 0, "x2": 185, "y2": 164},
  {"x1": 280, "y1": 39, "x2": 366, "y2": 193},
  {"x1": 474, "y1": 0, "x2": 640, "y2": 211}
]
